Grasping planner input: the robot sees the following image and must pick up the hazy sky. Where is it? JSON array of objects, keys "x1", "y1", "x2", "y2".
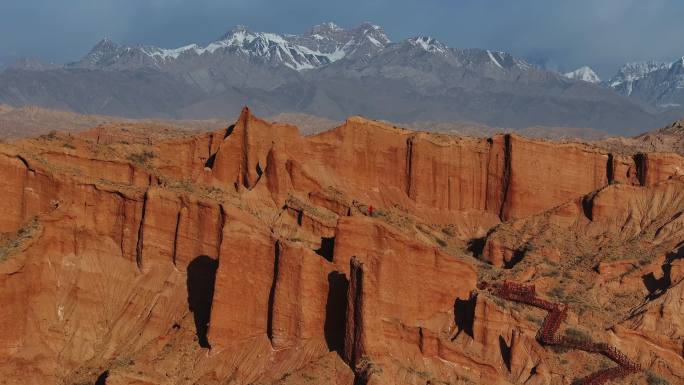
[{"x1": 1, "y1": 0, "x2": 683, "y2": 77}]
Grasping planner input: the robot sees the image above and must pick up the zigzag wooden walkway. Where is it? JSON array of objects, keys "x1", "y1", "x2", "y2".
[{"x1": 481, "y1": 281, "x2": 641, "y2": 385}]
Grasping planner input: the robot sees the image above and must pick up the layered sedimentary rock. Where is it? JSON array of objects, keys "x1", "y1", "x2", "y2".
[
  {"x1": 336, "y1": 217, "x2": 477, "y2": 360},
  {"x1": 0, "y1": 108, "x2": 683, "y2": 385}
]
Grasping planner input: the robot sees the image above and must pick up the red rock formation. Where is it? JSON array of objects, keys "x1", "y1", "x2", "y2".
[
  {"x1": 0, "y1": 108, "x2": 683, "y2": 385},
  {"x1": 208, "y1": 210, "x2": 275, "y2": 348},
  {"x1": 270, "y1": 243, "x2": 336, "y2": 349}
]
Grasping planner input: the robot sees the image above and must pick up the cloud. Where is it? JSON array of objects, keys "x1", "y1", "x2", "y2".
[{"x1": 1, "y1": 0, "x2": 683, "y2": 76}]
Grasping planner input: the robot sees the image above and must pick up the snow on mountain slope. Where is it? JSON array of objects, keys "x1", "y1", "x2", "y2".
[
  {"x1": 72, "y1": 22, "x2": 543, "y2": 76},
  {"x1": 4, "y1": 21, "x2": 668, "y2": 134},
  {"x1": 407, "y1": 36, "x2": 448, "y2": 54},
  {"x1": 563, "y1": 66, "x2": 601, "y2": 83},
  {"x1": 606, "y1": 58, "x2": 684, "y2": 108},
  {"x1": 608, "y1": 60, "x2": 669, "y2": 95},
  {"x1": 73, "y1": 22, "x2": 391, "y2": 71}
]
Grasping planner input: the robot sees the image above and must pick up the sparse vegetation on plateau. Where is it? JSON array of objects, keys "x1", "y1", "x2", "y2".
[
  {"x1": 0, "y1": 217, "x2": 40, "y2": 262},
  {"x1": 127, "y1": 150, "x2": 156, "y2": 167},
  {"x1": 646, "y1": 371, "x2": 671, "y2": 385},
  {"x1": 564, "y1": 327, "x2": 591, "y2": 343}
]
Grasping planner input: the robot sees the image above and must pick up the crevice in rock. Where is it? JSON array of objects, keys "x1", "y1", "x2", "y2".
[
  {"x1": 346, "y1": 258, "x2": 365, "y2": 367},
  {"x1": 467, "y1": 237, "x2": 487, "y2": 258},
  {"x1": 252, "y1": 161, "x2": 264, "y2": 187},
  {"x1": 453, "y1": 293, "x2": 477, "y2": 339},
  {"x1": 224, "y1": 124, "x2": 235, "y2": 139},
  {"x1": 171, "y1": 209, "x2": 182, "y2": 266},
  {"x1": 581, "y1": 194, "x2": 594, "y2": 221},
  {"x1": 499, "y1": 335, "x2": 512, "y2": 372},
  {"x1": 405, "y1": 137, "x2": 414, "y2": 196},
  {"x1": 484, "y1": 137, "x2": 494, "y2": 212},
  {"x1": 606, "y1": 154, "x2": 615, "y2": 184},
  {"x1": 118, "y1": 198, "x2": 126, "y2": 259},
  {"x1": 524, "y1": 365, "x2": 538, "y2": 383},
  {"x1": 642, "y1": 272, "x2": 665, "y2": 298},
  {"x1": 633, "y1": 153, "x2": 647, "y2": 186},
  {"x1": 15, "y1": 155, "x2": 35, "y2": 172},
  {"x1": 643, "y1": 244, "x2": 683, "y2": 300},
  {"x1": 296, "y1": 210, "x2": 303, "y2": 226},
  {"x1": 324, "y1": 271, "x2": 348, "y2": 355},
  {"x1": 187, "y1": 255, "x2": 218, "y2": 348},
  {"x1": 267, "y1": 241, "x2": 281, "y2": 342},
  {"x1": 207, "y1": 132, "x2": 214, "y2": 159},
  {"x1": 498, "y1": 134, "x2": 512, "y2": 221},
  {"x1": 353, "y1": 370, "x2": 371, "y2": 385},
  {"x1": 95, "y1": 370, "x2": 109, "y2": 385},
  {"x1": 315, "y1": 237, "x2": 335, "y2": 262},
  {"x1": 241, "y1": 108, "x2": 250, "y2": 189},
  {"x1": 216, "y1": 205, "x2": 226, "y2": 260},
  {"x1": 504, "y1": 247, "x2": 527, "y2": 269},
  {"x1": 256, "y1": 162, "x2": 263, "y2": 178},
  {"x1": 204, "y1": 153, "x2": 217, "y2": 169},
  {"x1": 135, "y1": 191, "x2": 149, "y2": 270}
]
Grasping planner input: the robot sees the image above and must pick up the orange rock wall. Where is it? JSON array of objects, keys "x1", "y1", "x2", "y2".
[
  {"x1": 334, "y1": 217, "x2": 477, "y2": 366},
  {"x1": 207, "y1": 214, "x2": 276, "y2": 351}
]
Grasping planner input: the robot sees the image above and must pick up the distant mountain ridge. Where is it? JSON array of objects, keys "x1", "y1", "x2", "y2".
[
  {"x1": 1, "y1": 22, "x2": 681, "y2": 134},
  {"x1": 69, "y1": 22, "x2": 390, "y2": 72},
  {"x1": 606, "y1": 58, "x2": 684, "y2": 108}
]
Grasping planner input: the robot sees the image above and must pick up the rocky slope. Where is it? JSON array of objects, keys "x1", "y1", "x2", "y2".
[
  {"x1": 0, "y1": 108, "x2": 683, "y2": 385},
  {"x1": 594, "y1": 119, "x2": 684, "y2": 155}
]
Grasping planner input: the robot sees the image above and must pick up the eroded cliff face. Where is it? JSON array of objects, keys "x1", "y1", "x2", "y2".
[{"x1": 0, "y1": 107, "x2": 683, "y2": 385}]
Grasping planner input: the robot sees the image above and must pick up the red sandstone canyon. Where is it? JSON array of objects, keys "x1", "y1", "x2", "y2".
[{"x1": 1, "y1": 107, "x2": 684, "y2": 385}]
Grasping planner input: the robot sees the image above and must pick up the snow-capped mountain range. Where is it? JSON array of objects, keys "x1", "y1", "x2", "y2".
[
  {"x1": 555, "y1": 57, "x2": 684, "y2": 110},
  {"x1": 1, "y1": 22, "x2": 682, "y2": 134},
  {"x1": 72, "y1": 22, "x2": 390, "y2": 71},
  {"x1": 606, "y1": 59, "x2": 684, "y2": 108},
  {"x1": 607, "y1": 61, "x2": 670, "y2": 93},
  {"x1": 67, "y1": 22, "x2": 538, "y2": 76}
]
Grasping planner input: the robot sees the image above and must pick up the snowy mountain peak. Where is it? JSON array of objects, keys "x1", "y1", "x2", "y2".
[
  {"x1": 563, "y1": 66, "x2": 601, "y2": 83},
  {"x1": 606, "y1": 57, "x2": 684, "y2": 105},
  {"x1": 79, "y1": 38, "x2": 133, "y2": 68},
  {"x1": 408, "y1": 36, "x2": 448, "y2": 54},
  {"x1": 231, "y1": 24, "x2": 250, "y2": 33},
  {"x1": 610, "y1": 61, "x2": 668, "y2": 85},
  {"x1": 347, "y1": 22, "x2": 391, "y2": 48},
  {"x1": 607, "y1": 60, "x2": 670, "y2": 96},
  {"x1": 309, "y1": 22, "x2": 343, "y2": 34},
  {"x1": 91, "y1": 37, "x2": 120, "y2": 51},
  {"x1": 357, "y1": 21, "x2": 382, "y2": 31},
  {"x1": 218, "y1": 25, "x2": 254, "y2": 41},
  {"x1": 482, "y1": 50, "x2": 530, "y2": 71}
]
